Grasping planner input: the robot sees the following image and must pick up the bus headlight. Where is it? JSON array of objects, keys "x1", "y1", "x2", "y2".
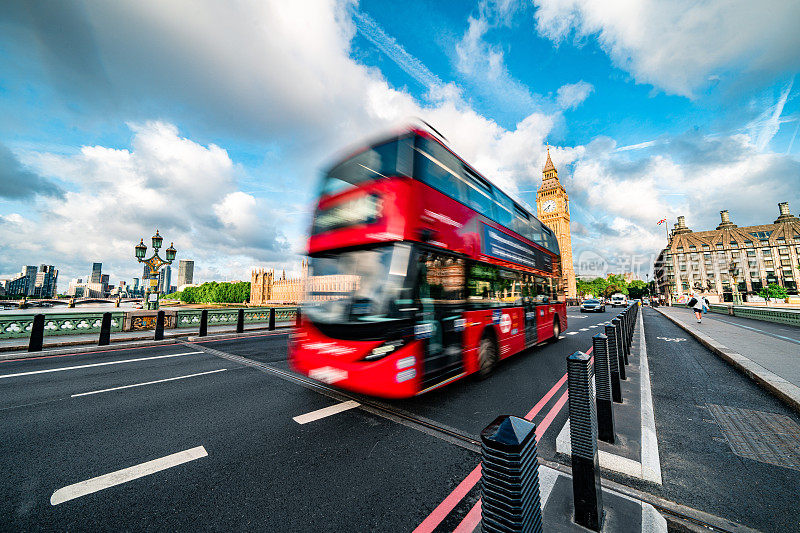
[{"x1": 364, "y1": 339, "x2": 405, "y2": 361}]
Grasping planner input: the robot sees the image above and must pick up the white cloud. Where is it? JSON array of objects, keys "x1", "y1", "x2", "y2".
[
  {"x1": 556, "y1": 81, "x2": 594, "y2": 109},
  {"x1": 746, "y1": 79, "x2": 794, "y2": 151},
  {"x1": 533, "y1": 0, "x2": 800, "y2": 96}
]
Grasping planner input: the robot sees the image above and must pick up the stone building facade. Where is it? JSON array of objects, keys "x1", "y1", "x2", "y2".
[
  {"x1": 250, "y1": 260, "x2": 359, "y2": 305},
  {"x1": 653, "y1": 202, "x2": 800, "y2": 302}
]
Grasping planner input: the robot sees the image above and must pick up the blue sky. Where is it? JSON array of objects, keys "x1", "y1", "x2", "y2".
[{"x1": 1, "y1": 0, "x2": 799, "y2": 285}]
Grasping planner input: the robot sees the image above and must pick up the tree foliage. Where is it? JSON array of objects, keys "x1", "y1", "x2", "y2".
[
  {"x1": 577, "y1": 275, "x2": 650, "y2": 299},
  {"x1": 758, "y1": 283, "x2": 788, "y2": 301},
  {"x1": 170, "y1": 282, "x2": 251, "y2": 304}
]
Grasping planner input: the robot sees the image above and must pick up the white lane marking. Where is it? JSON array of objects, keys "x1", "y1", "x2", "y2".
[
  {"x1": 293, "y1": 400, "x2": 360, "y2": 424},
  {"x1": 71, "y1": 369, "x2": 228, "y2": 398},
  {"x1": 50, "y1": 446, "x2": 207, "y2": 505},
  {"x1": 589, "y1": 325, "x2": 598, "y2": 328},
  {"x1": 558, "y1": 335, "x2": 565, "y2": 339},
  {"x1": 566, "y1": 331, "x2": 579, "y2": 336},
  {"x1": 0, "y1": 352, "x2": 202, "y2": 380},
  {"x1": 639, "y1": 310, "x2": 662, "y2": 484},
  {"x1": 579, "y1": 328, "x2": 589, "y2": 331}
]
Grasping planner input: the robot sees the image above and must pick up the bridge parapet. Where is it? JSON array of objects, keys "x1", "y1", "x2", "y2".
[{"x1": 0, "y1": 312, "x2": 125, "y2": 339}]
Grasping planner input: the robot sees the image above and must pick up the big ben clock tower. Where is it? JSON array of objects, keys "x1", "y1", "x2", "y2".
[{"x1": 536, "y1": 147, "x2": 577, "y2": 299}]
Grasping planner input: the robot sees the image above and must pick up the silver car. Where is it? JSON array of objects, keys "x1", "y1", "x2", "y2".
[{"x1": 580, "y1": 298, "x2": 605, "y2": 312}]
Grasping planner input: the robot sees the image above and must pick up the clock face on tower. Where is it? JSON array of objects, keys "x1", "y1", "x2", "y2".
[{"x1": 542, "y1": 200, "x2": 557, "y2": 213}]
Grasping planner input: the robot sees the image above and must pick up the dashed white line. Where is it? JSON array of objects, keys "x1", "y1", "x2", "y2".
[
  {"x1": 71, "y1": 368, "x2": 228, "y2": 397},
  {"x1": 589, "y1": 325, "x2": 598, "y2": 329},
  {"x1": 293, "y1": 400, "x2": 360, "y2": 424},
  {"x1": 50, "y1": 446, "x2": 208, "y2": 505},
  {"x1": 566, "y1": 331, "x2": 579, "y2": 336},
  {"x1": 0, "y1": 352, "x2": 203, "y2": 380},
  {"x1": 579, "y1": 328, "x2": 589, "y2": 331}
]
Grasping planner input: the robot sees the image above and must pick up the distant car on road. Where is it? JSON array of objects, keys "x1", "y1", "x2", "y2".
[
  {"x1": 580, "y1": 298, "x2": 605, "y2": 312},
  {"x1": 610, "y1": 293, "x2": 628, "y2": 307},
  {"x1": 642, "y1": 297, "x2": 650, "y2": 306}
]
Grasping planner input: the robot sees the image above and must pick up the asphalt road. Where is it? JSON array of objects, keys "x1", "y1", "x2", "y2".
[{"x1": 1, "y1": 307, "x2": 797, "y2": 531}]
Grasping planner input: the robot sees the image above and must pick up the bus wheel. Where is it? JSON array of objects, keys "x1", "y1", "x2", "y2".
[
  {"x1": 476, "y1": 335, "x2": 498, "y2": 380},
  {"x1": 551, "y1": 318, "x2": 561, "y2": 342}
]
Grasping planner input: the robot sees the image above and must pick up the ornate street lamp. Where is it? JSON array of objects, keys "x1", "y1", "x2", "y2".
[{"x1": 134, "y1": 230, "x2": 177, "y2": 310}]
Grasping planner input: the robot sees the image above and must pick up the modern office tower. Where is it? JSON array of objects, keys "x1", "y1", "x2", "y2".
[
  {"x1": 91, "y1": 262, "x2": 102, "y2": 283},
  {"x1": 176, "y1": 260, "x2": 194, "y2": 287}
]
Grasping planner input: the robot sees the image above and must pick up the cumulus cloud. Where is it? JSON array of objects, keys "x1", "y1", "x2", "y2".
[
  {"x1": 7, "y1": 122, "x2": 290, "y2": 283},
  {"x1": 0, "y1": 142, "x2": 64, "y2": 200},
  {"x1": 532, "y1": 0, "x2": 800, "y2": 96},
  {"x1": 556, "y1": 81, "x2": 594, "y2": 109}
]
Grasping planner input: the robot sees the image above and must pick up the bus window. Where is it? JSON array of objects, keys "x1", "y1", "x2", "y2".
[
  {"x1": 494, "y1": 192, "x2": 514, "y2": 228},
  {"x1": 413, "y1": 137, "x2": 466, "y2": 203},
  {"x1": 531, "y1": 276, "x2": 550, "y2": 304},
  {"x1": 467, "y1": 262, "x2": 505, "y2": 308},
  {"x1": 463, "y1": 167, "x2": 496, "y2": 218},
  {"x1": 418, "y1": 252, "x2": 466, "y2": 303},
  {"x1": 322, "y1": 136, "x2": 411, "y2": 197}
]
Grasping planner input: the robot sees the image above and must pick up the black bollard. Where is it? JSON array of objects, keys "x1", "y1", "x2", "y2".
[
  {"x1": 604, "y1": 324, "x2": 623, "y2": 403},
  {"x1": 199, "y1": 309, "x2": 208, "y2": 337},
  {"x1": 28, "y1": 314, "x2": 45, "y2": 352},
  {"x1": 295, "y1": 308, "x2": 301, "y2": 328},
  {"x1": 480, "y1": 415, "x2": 543, "y2": 533},
  {"x1": 98, "y1": 312, "x2": 111, "y2": 346},
  {"x1": 617, "y1": 314, "x2": 629, "y2": 366},
  {"x1": 611, "y1": 318, "x2": 626, "y2": 380},
  {"x1": 567, "y1": 351, "x2": 604, "y2": 531},
  {"x1": 154, "y1": 310, "x2": 165, "y2": 341},
  {"x1": 592, "y1": 334, "x2": 615, "y2": 443},
  {"x1": 269, "y1": 308, "x2": 276, "y2": 330},
  {"x1": 236, "y1": 309, "x2": 244, "y2": 333}
]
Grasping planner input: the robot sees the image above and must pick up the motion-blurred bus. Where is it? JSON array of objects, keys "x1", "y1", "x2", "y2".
[{"x1": 289, "y1": 126, "x2": 567, "y2": 398}]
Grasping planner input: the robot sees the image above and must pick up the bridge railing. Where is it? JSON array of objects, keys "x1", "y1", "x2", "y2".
[
  {"x1": 0, "y1": 307, "x2": 299, "y2": 340},
  {"x1": 0, "y1": 312, "x2": 125, "y2": 339}
]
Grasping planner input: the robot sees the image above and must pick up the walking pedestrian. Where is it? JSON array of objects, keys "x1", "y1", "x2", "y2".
[{"x1": 687, "y1": 291, "x2": 708, "y2": 323}]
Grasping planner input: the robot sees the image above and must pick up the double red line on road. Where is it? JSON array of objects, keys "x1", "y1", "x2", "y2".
[{"x1": 415, "y1": 345, "x2": 593, "y2": 533}]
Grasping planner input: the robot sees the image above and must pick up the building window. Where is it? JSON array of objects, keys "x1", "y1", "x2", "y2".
[
  {"x1": 779, "y1": 247, "x2": 789, "y2": 255},
  {"x1": 689, "y1": 245, "x2": 696, "y2": 251},
  {"x1": 747, "y1": 250, "x2": 756, "y2": 257},
  {"x1": 762, "y1": 248, "x2": 772, "y2": 257},
  {"x1": 777, "y1": 237, "x2": 786, "y2": 244},
  {"x1": 730, "y1": 241, "x2": 738, "y2": 248},
  {"x1": 715, "y1": 243, "x2": 724, "y2": 250},
  {"x1": 743, "y1": 240, "x2": 753, "y2": 247}
]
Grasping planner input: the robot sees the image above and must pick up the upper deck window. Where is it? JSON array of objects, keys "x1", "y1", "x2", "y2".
[{"x1": 321, "y1": 136, "x2": 412, "y2": 197}]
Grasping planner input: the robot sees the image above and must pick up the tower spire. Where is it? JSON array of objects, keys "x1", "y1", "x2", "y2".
[{"x1": 543, "y1": 145, "x2": 555, "y2": 172}]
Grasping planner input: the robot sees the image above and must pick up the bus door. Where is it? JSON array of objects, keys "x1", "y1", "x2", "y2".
[
  {"x1": 532, "y1": 275, "x2": 553, "y2": 340},
  {"x1": 416, "y1": 252, "x2": 466, "y2": 384},
  {"x1": 522, "y1": 296, "x2": 538, "y2": 346}
]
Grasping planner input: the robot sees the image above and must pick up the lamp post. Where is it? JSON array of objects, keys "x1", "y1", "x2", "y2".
[
  {"x1": 729, "y1": 259, "x2": 743, "y2": 306},
  {"x1": 134, "y1": 230, "x2": 177, "y2": 310}
]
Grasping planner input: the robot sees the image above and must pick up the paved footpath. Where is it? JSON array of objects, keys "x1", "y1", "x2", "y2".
[{"x1": 655, "y1": 306, "x2": 800, "y2": 413}]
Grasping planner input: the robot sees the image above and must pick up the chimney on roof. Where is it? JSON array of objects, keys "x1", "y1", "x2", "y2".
[
  {"x1": 716, "y1": 209, "x2": 737, "y2": 230},
  {"x1": 673, "y1": 216, "x2": 692, "y2": 235},
  {"x1": 775, "y1": 202, "x2": 797, "y2": 224}
]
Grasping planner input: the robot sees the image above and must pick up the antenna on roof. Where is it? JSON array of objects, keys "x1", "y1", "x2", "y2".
[{"x1": 409, "y1": 117, "x2": 448, "y2": 142}]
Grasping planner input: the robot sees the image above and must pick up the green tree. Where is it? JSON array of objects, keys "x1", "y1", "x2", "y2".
[
  {"x1": 758, "y1": 283, "x2": 787, "y2": 301},
  {"x1": 627, "y1": 280, "x2": 648, "y2": 299}
]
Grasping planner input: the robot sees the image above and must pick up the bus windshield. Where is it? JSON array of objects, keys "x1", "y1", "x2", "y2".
[
  {"x1": 304, "y1": 243, "x2": 415, "y2": 324},
  {"x1": 320, "y1": 136, "x2": 412, "y2": 197}
]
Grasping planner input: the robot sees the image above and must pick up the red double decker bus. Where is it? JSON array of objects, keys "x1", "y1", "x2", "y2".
[{"x1": 289, "y1": 126, "x2": 566, "y2": 398}]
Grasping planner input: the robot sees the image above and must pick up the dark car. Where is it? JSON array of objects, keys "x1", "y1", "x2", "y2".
[{"x1": 580, "y1": 298, "x2": 605, "y2": 312}]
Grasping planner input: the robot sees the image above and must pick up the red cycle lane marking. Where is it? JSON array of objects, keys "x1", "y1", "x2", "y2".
[
  {"x1": 455, "y1": 388, "x2": 570, "y2": 532},
  {"x1": 424, "y1": 342, "x2": 592, "y2": 533},
  {"x1": 413, "y1": 343, "x2": 582, "y2": 533},
  {"x1": 0, "y1": 331, "x2": 290, "y2": 364}
]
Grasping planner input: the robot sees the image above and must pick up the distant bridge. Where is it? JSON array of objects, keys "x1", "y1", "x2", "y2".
[{"x1": 0, "y1": 298, "x2": 143, "y2": 309}]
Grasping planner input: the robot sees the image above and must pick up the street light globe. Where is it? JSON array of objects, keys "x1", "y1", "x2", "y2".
[
  {"x1": 165, "y1": 242, "x2": 177, "y2": 261},
  {"x1": 152, "y1": 229, "x2": 163, "y2": 250},
  {"x1": 135, "y1": 238, "x2": 147, "y2": 259}
]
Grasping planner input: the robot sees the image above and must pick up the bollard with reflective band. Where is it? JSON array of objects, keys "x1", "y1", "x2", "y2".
[
  {"x1": 611, "y1": 318, "x2": 626, "y2": 380},
  {"x1": 98, "y1": 312, "x2": 111, "y2": 346},
  {"x1": 154, "y1": 310, "x2": 165, "y2": 341},
  {"x1": 480, "y1": 415, "x2": 543, "y2": 533},
  {"x1": 604, "y1": 324, "x2": 623, "y2": 403},
  {"x1": 269, "y1": 308, "x2": 276, "y2": 330},
  {"x1": 28, "y1": 314, "x2": 45, "y2": 352},
  {"x1": 199, "y1": 309, "x2": 208, "y2": 337},
  {"x1": 236, "y1": 309, "x2": 244, "y2": 334},
  {"x1": 592, "y1": 334, "x2": 615, "y2": 443},
  {"x1": 567, "y1": 351, "x2": 604, "y2": 531}
]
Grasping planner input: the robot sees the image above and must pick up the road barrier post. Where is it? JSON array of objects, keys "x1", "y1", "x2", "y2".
[
  {"x1": 567, "y1": 351, "x2": 604, "y2": 531},
  {"x1": 155, "y1": 310, "x2": 165, "y2": 341},
  {"x1": 618, "y1": 313, "x2": 629, "y2": 366},
  {"x1": 604, "y1": 324, "x2": 623, "y2": 403},
  {"x1": 199, "y1": 309, "x2": 208, "y2": 337},
  {"x1": 480, "y1": 415, "x2": 543, "y2": 533},
  {"x1": 236, "y1": 309, "x2": 244, "y2": 333},
  {"x1": 269, "y1": 308, "x2": 276, "y2": 330},
  {"x1": 295, "y1": 308, "x2": 301, "y2": 328},
  {"x1": 28, "y1": 314, "x2": 45, "y2": 352},
  {"x1": 592, "y1": 334, "x2": 615, "y2": 443},
  {"x1": 611, "y1": 318, "x2": 626, "y2": 380},
  {"x1": 98, "y1": 312, "x2": 111, "y2": 346}
]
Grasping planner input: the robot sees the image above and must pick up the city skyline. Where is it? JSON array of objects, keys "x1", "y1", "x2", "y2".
[{"x1": 1, "y1": 1, "x2": 799, "y2": 284}]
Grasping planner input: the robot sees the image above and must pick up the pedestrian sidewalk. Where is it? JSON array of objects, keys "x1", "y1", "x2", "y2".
[{"x1": 655, "y1": 306, "x2": 800, "y2": 413}]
